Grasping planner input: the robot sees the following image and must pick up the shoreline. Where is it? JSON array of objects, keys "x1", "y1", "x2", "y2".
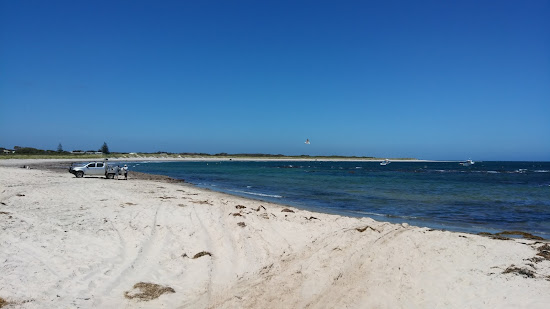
[
  {"x1": 1, "y1": 163, "x2": 549, "y2": 308},
  {"x1": 3, "y1": 158, "x2": 548, "y2": 239}
]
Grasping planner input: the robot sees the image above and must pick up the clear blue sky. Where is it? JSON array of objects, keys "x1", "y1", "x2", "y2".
[{"x1": 1, "y1": 0, "x2": 549, "y2": 160}]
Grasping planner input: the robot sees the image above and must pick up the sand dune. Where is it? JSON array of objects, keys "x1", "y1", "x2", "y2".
[{"x1": 0, "y1": 165, "x2": 549, "y2": 308}]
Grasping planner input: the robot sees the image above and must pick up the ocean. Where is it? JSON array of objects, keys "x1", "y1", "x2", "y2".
[{"x1": 129, "y1": 160, "x2": 550, "y2": 238}]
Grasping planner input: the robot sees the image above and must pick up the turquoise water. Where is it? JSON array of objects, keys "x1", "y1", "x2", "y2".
[{"x1": 129, "y1": 161, "x2": 550, "y2": 238}]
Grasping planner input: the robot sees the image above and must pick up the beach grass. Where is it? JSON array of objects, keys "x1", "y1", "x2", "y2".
[{"x1": 0, "y1": 153, "x2": 417, "y2": 161}]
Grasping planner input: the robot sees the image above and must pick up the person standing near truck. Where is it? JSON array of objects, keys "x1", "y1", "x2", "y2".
[{"x1": 122, "y1": 164, "x2": 128, "y2": 180}]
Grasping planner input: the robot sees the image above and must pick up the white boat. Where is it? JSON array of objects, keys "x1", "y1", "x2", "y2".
[
  {"x1": 380, "y1": 159, "x2": 391, "y2": 166},
  {"x1": 460, "y1": 159, "x2": 475, "y2": 166}
]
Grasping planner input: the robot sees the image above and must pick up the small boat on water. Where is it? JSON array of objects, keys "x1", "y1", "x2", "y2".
[
  {"x1": 460, "y1": 159, "x2": 475, "y2": 166},
  {"x1": 380, "y1": 159, "x2": 391, "y2": 166}
]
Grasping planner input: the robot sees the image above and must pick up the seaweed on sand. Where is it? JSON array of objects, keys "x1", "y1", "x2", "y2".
[
  {"x1": 356, "y1": 226, "x2": 380, "y2": 233},
  {"x1": 124, "y1": 282, "x2": 175, "y2": 301},
  {"x1": 477, "y1": 232, "x2": 510, "y2": 240},
  {"x1": 159, "y1": 196, "x2": 176, "y2": 200},
  {"x1": 193, "y1": 251, "x2": 212, "y2": 259},
  {"x1": 478, "y1": 231, "x2": 545, "y2": 241},
  {"x1": 191, "y1": 200, "x2": 212, "y2": 205},
  {"x1": 537, "y1": 244, "x2": 550, "y2": 260},
  {"x1": 502, "y1": 266, "x2": 535, "y2": 278},
  {"x1": 0, "y1": 297, "x2": 8, "y2": 308},
  {"x1": 281, "y1": 208, "x2": 294, "y2": 213},
  {"x1": 496, "y1": 231, "x2": 544, "y2": 241}
]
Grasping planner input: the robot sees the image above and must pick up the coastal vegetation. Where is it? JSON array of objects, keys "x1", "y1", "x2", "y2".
[{"x1": 0, "y1": 145, "x2": 416, "y2": 161}]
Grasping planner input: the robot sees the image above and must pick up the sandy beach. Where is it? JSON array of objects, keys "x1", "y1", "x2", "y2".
[{"x1": 1, "y1": 161, "x2": 549, "y2": 308}]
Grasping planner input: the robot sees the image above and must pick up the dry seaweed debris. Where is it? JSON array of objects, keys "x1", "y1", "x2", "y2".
[
  {"x1": 477, "y1": 232, "x2": 510, "y2": 240},
  {"x1": 193, "y1": 251, "x2": 212, "y2": 259},
  {"x1": 124, "y1": 282, "x2": 175, "y2": 301},
  {"x1": 537, "y1": 244, "x2": 550, "y2": 260},
  {"x1": 235, "y1": 205, "x2": 246, "y2": 209},
  {"x1": 281, "y1": 208, "x2": 294, "y2": 213},
  {"x1": 159, "y1": 196, "x2": 176, "y2": 200},
  {"x1": 502, "y1": 265, "x2": 535, "y2": 278},
  {"x1": 496, "y1": 231, "x2": 544, "y2": 240},
  {"x1": 191, "y1": 200, "x2": 212, "y2": 205},
  {"x1": 182, "y1": 251, "x2": 213, "y2": 259},
  {"x1": 237, "y1": 222, "x2": 246, "y2": 227},
  {"x1": 477, "y1": 231, "x2": 545, "y2": 241},
  {"x1": 356, "y1": 226, "x2": 380, "y2": 233},
  {"x1": 0, "y1": 297, "x2": 8, "y2": 308}
]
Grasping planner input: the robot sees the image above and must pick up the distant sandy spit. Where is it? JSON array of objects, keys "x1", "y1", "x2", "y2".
[
  {"x1": 0, "y1": 165, "x2": 549, "y2": 309},
  {"x1": 0, "y1": 156, "x2": 433, "y2": 167}
]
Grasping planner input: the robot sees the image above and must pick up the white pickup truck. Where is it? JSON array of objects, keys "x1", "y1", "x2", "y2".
[{"x1": 69, "y1": 161, "x2": 124, "y2": 179}]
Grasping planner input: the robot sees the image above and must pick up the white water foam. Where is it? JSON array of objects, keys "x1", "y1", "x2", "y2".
[{"x1": 230, "y1": 190, "x2": 282, "y2": 198}]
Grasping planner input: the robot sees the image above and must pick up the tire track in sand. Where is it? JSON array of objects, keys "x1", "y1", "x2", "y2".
[{"x1": 94, "y1": 203, "x2": 163, "y2": 306}]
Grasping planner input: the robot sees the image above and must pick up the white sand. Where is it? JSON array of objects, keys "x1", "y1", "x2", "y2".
[{"x1": 1, "y1": 165, "x2": 549, "y2": 308}]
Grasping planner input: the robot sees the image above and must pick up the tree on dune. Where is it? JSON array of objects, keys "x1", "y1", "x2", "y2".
[{"x1": 100, "y1": 142, "x2": 110, "y2": 154}]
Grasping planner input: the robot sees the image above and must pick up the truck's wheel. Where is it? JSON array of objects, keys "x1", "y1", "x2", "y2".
[
  {"x1": 106, "y1": 173, "x2": 114, "y2": 179},
  {"x1": 76, "y1": 171, "x2": 84, "y2": 178}
]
